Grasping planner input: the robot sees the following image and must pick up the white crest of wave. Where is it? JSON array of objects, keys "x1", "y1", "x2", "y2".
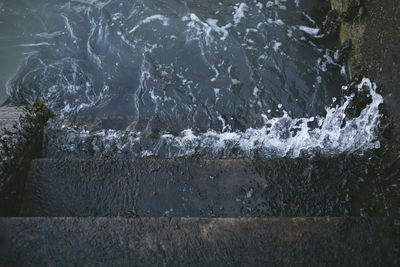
[{"x1": 58, "y1": 78, "x2": 383, "y2": 158}]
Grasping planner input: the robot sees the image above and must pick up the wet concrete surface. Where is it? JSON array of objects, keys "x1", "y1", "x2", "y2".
[
  {"x1": 332, "y1": 0, "x2": 400, "y2": 139},
  {"x1": 0, "y1": 2, "x2": 398, "y2": 265},
  {"x1": 0, "y1": 217, "x2": 396, "y2": 267},
  {"x1": 26, "y1": 157, "x2": 390, "y2": 217}
]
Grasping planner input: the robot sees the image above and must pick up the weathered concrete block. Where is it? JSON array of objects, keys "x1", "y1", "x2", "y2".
[
  {"x1": 0, "y1": 217, "x2": 396, "y2": 267},
  {"x1": 26, "y1": 157, "x2": 380, "y2": 217}
]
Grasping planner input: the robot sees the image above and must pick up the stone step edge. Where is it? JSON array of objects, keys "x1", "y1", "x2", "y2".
[
  {"x1": 1, "y1": 216, "x2": 396, "y2": 266},
  {"x1": 2, "y1": 217, "x2": 396, "y2": 224}
]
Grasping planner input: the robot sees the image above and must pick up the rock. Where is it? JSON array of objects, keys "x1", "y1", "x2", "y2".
[
  {"x1": 0, "y1": 101, "x2": 53, "y2": 215},
  {"x1": 321, "y1": 9, "x2": 341, "y2": 38},
  {"x1": 343, "y1": 74, "x2": 373, "y2": 119},
  {"x1": 337, "y1": 39, "x2": 353, "y2": 64},
  {"x1": 341, "y1": 0, "x2": 364, "y2": 22}
]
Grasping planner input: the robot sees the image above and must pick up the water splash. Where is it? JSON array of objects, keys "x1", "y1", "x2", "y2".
[{"x1": 47, "y1": 78, "x2": 383, "y2": 158}]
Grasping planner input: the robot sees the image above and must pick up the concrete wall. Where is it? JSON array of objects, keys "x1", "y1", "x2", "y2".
[{"x1": 331, "y1": 0, "x2": 400, "y2": 139}]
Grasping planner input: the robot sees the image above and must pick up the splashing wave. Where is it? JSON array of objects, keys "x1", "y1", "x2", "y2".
[{"x1": 46, "y1": 78, "x2": 383, "y2": 158}]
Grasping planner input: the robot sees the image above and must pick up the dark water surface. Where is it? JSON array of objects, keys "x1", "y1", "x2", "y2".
[
  {"x1": 3, "y1": 0, "x2": 342, "y2": 121},
  {"x1": 0, "y1": 0, "x2": 384, "y2": 158}
]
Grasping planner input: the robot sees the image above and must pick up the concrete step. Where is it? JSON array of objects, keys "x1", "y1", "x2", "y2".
[
  {"x1": 0, "y1": 217, "x2": 396, "y2": 267},
  {"x1": 24, "y1": 157, "x2": 379, "y2": 217}
]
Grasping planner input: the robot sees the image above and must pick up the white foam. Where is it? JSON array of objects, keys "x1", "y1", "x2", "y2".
[
  {"x1": 273, "y1": 41, "x2": 282, "y2": 51},
  {"x1": 298, "y1": 26, "x2": 320, "y2": 36},
  {"x1": 129, "y1": 15, "x2": 170, "y2": 33},
  {"x1": 36, "y1": 31, "x2": 64, "y2": 39},
  {"x1": 18, "y1": 42, "x2": 55, "y2": 47},
  {"x1": 61, "y1": 14, "x2": 78, "y2": 41},
  {"x1": 233, "y1": 3, "x2": 249, "y2": 26},
  {"x1": 205, "y1": 18, "x2": 231, "y2": 41},
  {"x1": 87, "y1": 18, "x2": 102, "y2": 67},
  {"x1": 56, "y1": 78, "x2": 384, "y2": 158},
  {"x1": 183, "y1": 13, "x2": 232, "y2": 44}
]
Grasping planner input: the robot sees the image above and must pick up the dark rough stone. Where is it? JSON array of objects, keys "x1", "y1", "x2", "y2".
[
  {"x1": 24, "y1": 157, "x2": 386, "y2": 217},
  {"x1": 343, "y1": 74, "x2": 373, "y2": 119},
  {"x1": 321, "y1": 9, "x2": 341, "y2": 38},
  {"x1": 0, "y1": 217, "x2": 396, "y2": 267},
  {"x1": 331, "y1": 0, "x2": 400, "y2": 140},
  {"x1": 330, "y1": 0, "x2": 400, "y2": 218},
  {"x1": 0, "y1": 102, "x2": 53, "y2": 215},
  {"x1": 337, "y1": 39, "x2": 353, "y2": 64},
  {"x1": 341, "y1": 0, "x2": 364, "y2": 22},
  {"x1": 359, "y1": 0, "x2": 400, "y2": 134},
  {"x1": 0, "y1": 104, "x2": 52, "y2": 160}
]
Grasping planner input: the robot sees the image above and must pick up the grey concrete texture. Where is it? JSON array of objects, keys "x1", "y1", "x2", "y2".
[
  {"x1": 26, "y1": 157, "x2": 379, "y2": 217},
  {"x1": 0, "y1": 217, "x2": 396, "y2": 267}
]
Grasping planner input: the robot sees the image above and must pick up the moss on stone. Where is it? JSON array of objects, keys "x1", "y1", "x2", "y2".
[{"x1": 331, "y1": 0, "x2": 367, "y2": 77}]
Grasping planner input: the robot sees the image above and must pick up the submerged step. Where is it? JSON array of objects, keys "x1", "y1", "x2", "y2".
[
  {"x1": 0, "y1": 217, "x2": 396, "y2": 266},
  {"x1": 26, "y1": 157, "x2": 377, "y2": 217}
]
